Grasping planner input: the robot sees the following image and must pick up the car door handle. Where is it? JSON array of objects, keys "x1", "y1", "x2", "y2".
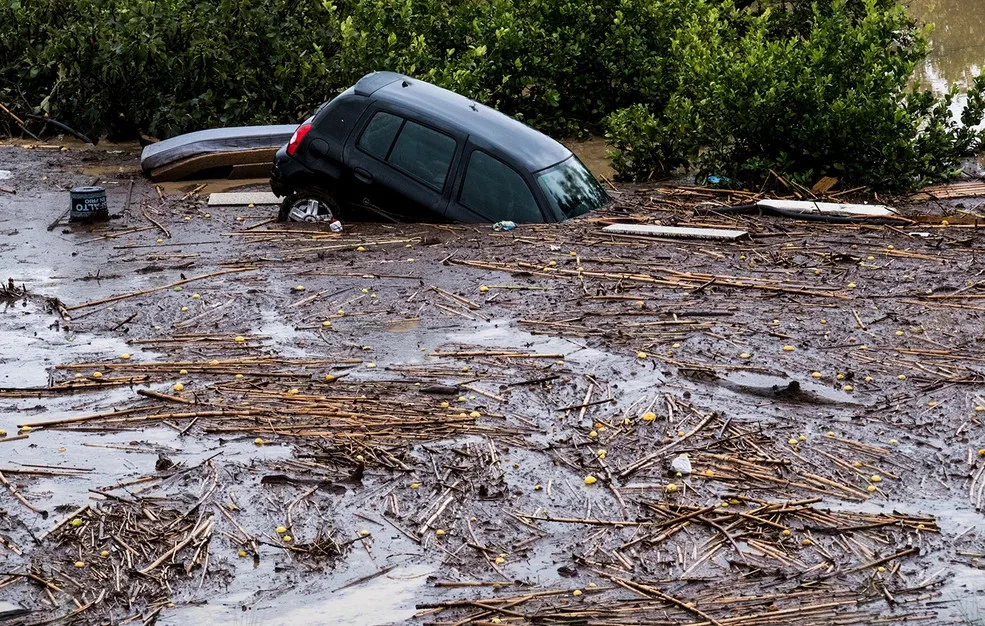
[{"x1": 353, "y1": 168, "x2": 373, "y2": 184}]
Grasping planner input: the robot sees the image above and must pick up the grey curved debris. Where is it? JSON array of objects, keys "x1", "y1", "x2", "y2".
[
  {"x1": 0, "y1": 600, "x2": 31, "y2": 622},
  {"x1": 140, "y1": 125, "x2": 298, "y2": 172}
]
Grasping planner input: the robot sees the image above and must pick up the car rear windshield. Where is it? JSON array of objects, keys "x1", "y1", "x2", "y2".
[{"x1": 536, "y1": 156, "x2": 608, "y2": 219}]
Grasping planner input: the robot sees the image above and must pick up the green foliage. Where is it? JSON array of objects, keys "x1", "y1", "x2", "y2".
[
  {"x1": 605, "y1": 0, "x2": 985, "y2": 192},
  {"x1": 1, "y1": 0, "x2": 981, "y2": 191},
  {"x1": 0, "y1": 0, "x2": 687, "y2": 138},
  {"x1": 428, "y1": 0, "x2": 697, "y2": 135},
  {"x1": 0, "y1": 0, "x2": 343, "y2": 138}
]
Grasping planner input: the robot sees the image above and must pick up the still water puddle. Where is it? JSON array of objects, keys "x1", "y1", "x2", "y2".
[
  {"x1": 720, "y1": 370, "x2": 858, "y2": 405},
  {"x1": 161, "y1": 560, "x2": 433, "y2": 626},
  {"x1": 0, "y1": 298, "x2": 137, "y2": 387},
  {"x1": 910, "y1": 0, "x2": 985, "y2": 90}
]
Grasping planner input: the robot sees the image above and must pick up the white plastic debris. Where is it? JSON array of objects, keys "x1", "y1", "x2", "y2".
[
  {"x1": 756, "y1": 199, "x2": 897, "y2": 218},
  {"x1": 670, "y1": 453, "x2": 692, "y2": 475},
  {"x1": 207, "y1": 191, "x2": 280, "y2": 206},
  {"x1": 602, "y1": 224, "x2": 748, "y2": 240},
  {"x1": 492, "y1": 220, "x2": 516, "y2": 231},
  {"x1": 0, "y1": 170, "x2": 11, "y2": 180}
]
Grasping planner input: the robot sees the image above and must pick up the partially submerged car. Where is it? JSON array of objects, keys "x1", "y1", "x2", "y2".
[{"x1": 270, "y1": 72, "x2": 609, "y2": 223}]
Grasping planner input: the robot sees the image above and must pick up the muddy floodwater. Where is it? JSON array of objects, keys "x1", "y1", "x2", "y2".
[
  {"x1": 911, "y1": 0, "x2": 985, "y2": 89},
  {"x1": 3, "y1": 93, "x2": 985, "y2": 626}
]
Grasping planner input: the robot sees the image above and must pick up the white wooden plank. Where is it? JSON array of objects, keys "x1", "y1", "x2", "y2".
[
  {"x1": 602, "y1": 224, "x2": 748, "y2": 240},
  {"x1": 207, "y1": 192, "x2": 281, "y2": 206},
  {"x1": 757, "y1": 200, "x2": 896, "y2": 217}
]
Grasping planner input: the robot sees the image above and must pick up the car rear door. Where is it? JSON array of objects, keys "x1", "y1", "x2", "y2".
[
  {"x1": 444, "y1": 139, "x2": 550, "y2": 223},
  {"x1": 343, "y1": 108, "x2": 460, "y2": 221}
]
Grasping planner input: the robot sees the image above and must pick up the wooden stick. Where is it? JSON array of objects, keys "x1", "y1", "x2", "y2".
[
  {"x1": 843, "y1": 547, "x2": 917, "y2": 574},
  {"x1": 138, "y1": 515, "x2": 214, "y2": 575},
  {"x1": 430, "y1": 351, "x2": 564, "y2": 359},
  {"x1": 608, "y1": 575, "x2": 725, "y2": 626},
  {"x1": 46, "y1": 208, "x2": 71, "y2": 231},
  {"x1": 40, "y1": 505, "x2": 90, "y2": 541},
  {"x1": 0, "y1": 572, "x2": 62, "y2": 593},
  {"x1": 0, "y1": 101, "x2": 40, "y2": 140},
  {"x1": 432, "y1": 286, "x2": 480, "y2": 310},
  {"x1": 66, "y1": 267, "x2": 254, "y2": 310},
  {"x1": 0, "y1": 470, "x2": 42, "y2": 513},
  {"x1": 137, "y1": 388, "x2": 198, "y2": 405},
  {"x1": 123, "y1": 177, "x2": 135, "y2": 216},
  {"x1": 332, "y1": 564, "x2": 399, "y2": 592},
  {"x1": 142, "y1": 208, "x2": 171, "y2": 238}
]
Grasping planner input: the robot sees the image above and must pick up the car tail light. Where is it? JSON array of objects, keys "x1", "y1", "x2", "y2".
[{"x1": 287, "y1": 122, "x2": 312, "y2": 156}]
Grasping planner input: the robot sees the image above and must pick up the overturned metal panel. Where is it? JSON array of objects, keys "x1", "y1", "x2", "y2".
[
  {"x1": 756, "y1": 199, "x2": 898, "y2": 218},
  {"x1": 140, "y1": 125, "x2": 297, "y2": 173},
  {"x1": 149, "y1": 148, "x2": 277, "y2": 182},
  {"x1": 698, "y1": 199, "x2": 908, "y2": 224}
]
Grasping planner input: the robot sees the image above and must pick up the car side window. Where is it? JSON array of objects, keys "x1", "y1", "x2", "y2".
[
  {"x1": 319, "y1": 97, "x2": 368, "y2": 143},
  {"x1": 386, "y1": 121, "x2": 457, "y2": 191},
  {"x1": 460, "y1": 150, "x2": 541, "y2": 222},
  {"x1": 358, "y1": 112, "x2": 403, "y2": 160}
]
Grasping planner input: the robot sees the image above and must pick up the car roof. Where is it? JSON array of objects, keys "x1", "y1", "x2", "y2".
[{"x1": 353, "y1": 72, "x2": 572, "y2": 172}]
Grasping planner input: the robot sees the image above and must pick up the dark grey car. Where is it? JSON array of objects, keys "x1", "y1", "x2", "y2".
[{"x1": 270, "y1": 72, "x2": 609, "y2": 223}]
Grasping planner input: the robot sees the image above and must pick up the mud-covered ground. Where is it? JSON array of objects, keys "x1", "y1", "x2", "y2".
[{"x1": 1, "y1": 139, "x2": 984, "y2": 625}]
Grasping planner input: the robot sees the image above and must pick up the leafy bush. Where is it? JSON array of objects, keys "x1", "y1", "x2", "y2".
[
  {"x1": 0, "y1": 0, "x2": 689, "y2": 138},
  {"x1": 605, "y1": 0, "x2": 985, "y2": 192},
  {"x1": 0, "y1": 0, "x2": 344, "y2": 138},
  {"x1": 429, "y1": 0, "x2": 698, "y2": 135}
]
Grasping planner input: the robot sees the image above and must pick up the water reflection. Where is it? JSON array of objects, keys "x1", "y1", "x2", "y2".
[{"x1": 909, "y1": 0, "x2": 985, "y2": 90}]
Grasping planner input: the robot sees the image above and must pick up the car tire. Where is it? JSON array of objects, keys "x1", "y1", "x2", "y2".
[{"x1": 278, "y1": 187, "x2": 344, "y2": 223}]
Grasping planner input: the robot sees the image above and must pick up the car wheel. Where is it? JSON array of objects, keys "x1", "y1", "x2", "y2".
[{"x1": 278, "y1": 188, "x2": 343, "y2": 223}]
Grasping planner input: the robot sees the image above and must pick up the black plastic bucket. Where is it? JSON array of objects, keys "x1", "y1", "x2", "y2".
[{"x1": 69, "y1": 186, "x2": 108, "y2": 222}]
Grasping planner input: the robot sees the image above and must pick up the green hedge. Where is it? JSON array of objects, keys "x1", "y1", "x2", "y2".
[
  {"x1": 1, "y1": 0, "x2": 982, "y2": 192},
  {"x1": 0, "y1": 0, "x2": 691, "y2": 138},
  {"x1": 2, "y1": 0, "x2": 350, "y2": 138},
  {"x1": 605, "y1": 0, "x2": 985, "y2": 191}
]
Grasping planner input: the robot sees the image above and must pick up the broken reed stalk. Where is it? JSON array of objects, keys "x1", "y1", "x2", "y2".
[
  {"x1": 0, "y1": 470, "x2": 42, "y2": 513},
  {"x1": 142, "y1": 208, "x2": 171, "y2": 238},
  {"x1": 65, "y1": 267, "x2": 255, "y2": 311},
  {"x1": 617, "y1": 411, "x2": 717, "y2": 478},
  {"x1": 608, "y1": 576, "x2": 725, "y2": 626},
  {"x1": 138, "y1": 514, "x2": 214, "y2": 575},
  {"x1": 430, "y1": 351, "x2": 564, "y2": 359}
]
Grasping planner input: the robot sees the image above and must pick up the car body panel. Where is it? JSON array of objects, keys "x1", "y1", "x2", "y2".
[
  {"x1": 370, "y1": 77, "x2": 571, "y2": 173},
  {"x1": 444, "y1": 135, "x2": 559, "y2": 223},
  {"x1": 311, "y1": 87, "x2": 367, "y2": 162},
  {"x1": 353, "y1": 71, "x2": 406, "y2": 97},
  {"x1": 343, "y1": 113, "x2": 457, "y2": 220}
]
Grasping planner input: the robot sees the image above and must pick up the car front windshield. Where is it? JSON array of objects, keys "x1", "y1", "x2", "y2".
[{"x1": 536, "y1": 156, "x2": 609, "y2": 219}]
